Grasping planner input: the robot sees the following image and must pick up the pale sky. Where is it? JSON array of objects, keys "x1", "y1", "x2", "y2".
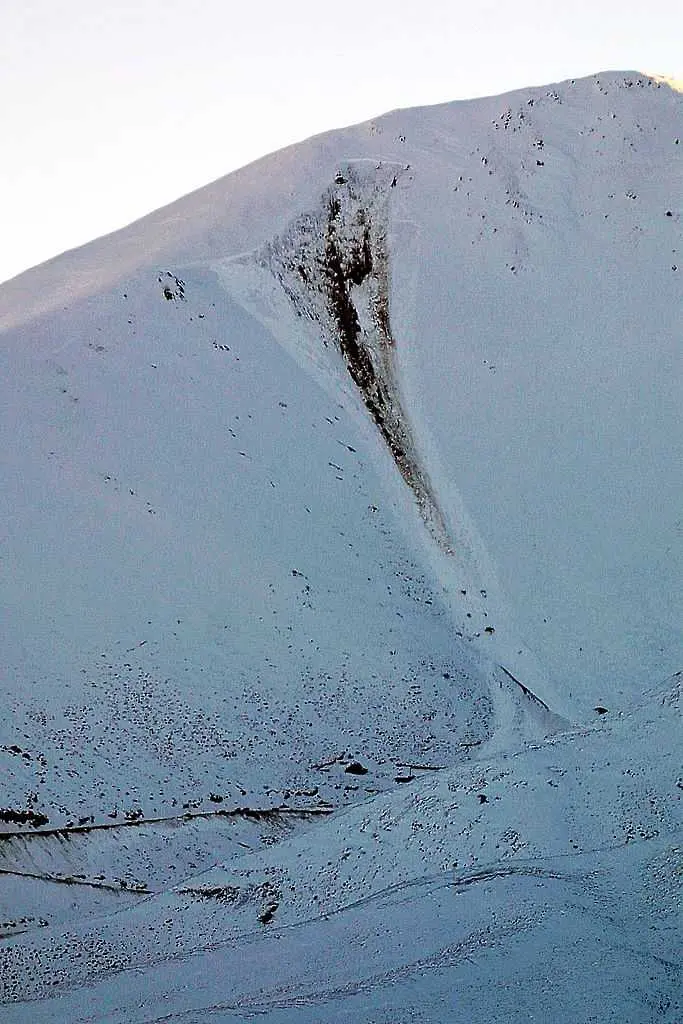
[{"x1": 1, "y1": 0, "x2": 681, "y2": 285}]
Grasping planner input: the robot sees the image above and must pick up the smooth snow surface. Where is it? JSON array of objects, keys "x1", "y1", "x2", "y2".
[{"x1": 1, "y1": 72, "x2": 681, "y2": 1022}]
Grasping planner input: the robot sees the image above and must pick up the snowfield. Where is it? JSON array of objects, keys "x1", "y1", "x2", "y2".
[{"x1": 0, "y1": 71, "x2": 681, "y2": 1021}]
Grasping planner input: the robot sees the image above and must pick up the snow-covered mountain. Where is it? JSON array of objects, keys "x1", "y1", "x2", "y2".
[{"x1": 1, "y1": 71, "x2": 681, "y2": 1021}]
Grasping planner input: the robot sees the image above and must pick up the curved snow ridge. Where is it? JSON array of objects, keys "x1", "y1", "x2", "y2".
[
  {"x1": 261, "y1": 160, "x2": 456, "y2": 555},
  {"x1": 217, "y1": 162, "x2": 563, "y2": 713}
]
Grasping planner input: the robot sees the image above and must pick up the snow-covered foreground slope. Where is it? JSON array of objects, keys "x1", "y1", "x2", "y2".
[
  {"x1": 1, "y1": 677, "x2": 680, "y2": 1021},
  {"x1": 1, "y1": 72, "x2": 681, "y2": 1020}
]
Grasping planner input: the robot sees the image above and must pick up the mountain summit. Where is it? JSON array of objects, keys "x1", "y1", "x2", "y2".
[{"x1": 1, "y1": 72, "x2": 681, "y2": 1022}]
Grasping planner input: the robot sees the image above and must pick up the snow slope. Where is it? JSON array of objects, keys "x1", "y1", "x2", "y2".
[
  {"x1": 2, "y1": 676, "x2": 680, "y2": 1022},
  {"x1": 0, "y1": 71, "x2": 681, "y2": 1021}
]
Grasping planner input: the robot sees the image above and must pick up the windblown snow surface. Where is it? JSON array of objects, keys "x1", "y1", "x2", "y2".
[{"x1": 0, "y1": 72, "x2": 681, "y2": 1022}]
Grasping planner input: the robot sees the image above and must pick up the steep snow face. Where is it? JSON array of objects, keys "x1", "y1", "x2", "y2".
[
  {"x1": 0, "y1": 264, "x2": 499, "y2": 826},
  {"x1": 218, "y1": 71, "x2": 682, "y2": 716},
  {"x1": 0, "y1": 72, "x2": 681, "y2": 1021},
  {"x1": 387, "y1": 73, "x2": 682, "y2": 712}
]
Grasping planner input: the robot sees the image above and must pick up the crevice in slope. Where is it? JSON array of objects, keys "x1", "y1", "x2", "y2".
[
  {"x1": 263, "y1": 162, "x2": 455, "y2": 553},
  {"x1": 0, "y1": 867, "x2": 150, "y2": 895},
  {"x1": 498, "y1": 665, "x2": 551, "y2": 711},
  {"x1": 0, "y1": 803, "x2": 334, "y2": 843}
]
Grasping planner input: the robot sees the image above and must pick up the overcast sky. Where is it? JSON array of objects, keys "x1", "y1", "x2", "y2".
[{"x1": 2, "y1": 0, "x2": 681, "y2": 285}]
